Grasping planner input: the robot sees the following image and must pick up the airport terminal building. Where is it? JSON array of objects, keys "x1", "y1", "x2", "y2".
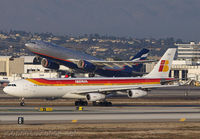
[
  {"x1": 171, "y1": 42, "x2": 200, "y2": 81},
  {"x1": 0, "y1": 56, "x2": 61, "y2": 82}
]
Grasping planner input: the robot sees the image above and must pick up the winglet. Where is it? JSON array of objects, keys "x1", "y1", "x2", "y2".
[{"x1": 144, "y1": 48, "x2": 176, "y2": 78}]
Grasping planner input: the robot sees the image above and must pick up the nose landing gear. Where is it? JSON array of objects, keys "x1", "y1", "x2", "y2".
[{"x1": 20, "y1": 98, "x2": 25, "y2": 106}]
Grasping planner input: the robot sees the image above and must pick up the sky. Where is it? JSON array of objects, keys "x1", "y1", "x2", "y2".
[{"x1": 0, "y1": 0, "x2": 200, "y2": 41}]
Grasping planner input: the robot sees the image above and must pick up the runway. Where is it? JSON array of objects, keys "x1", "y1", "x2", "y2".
[
  {"x1": 1, "y1": 105, "x2": 200, "y2": 124},
  {"x1": 0, "y1": 86, "x2": 200, "y2": 124}
]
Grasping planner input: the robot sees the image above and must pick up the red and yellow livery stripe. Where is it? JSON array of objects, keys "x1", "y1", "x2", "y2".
[{"x1": 26, "y1": 78, "x2": 172, "y2": 86}]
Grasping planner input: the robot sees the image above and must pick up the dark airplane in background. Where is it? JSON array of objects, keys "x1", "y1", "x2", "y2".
[{"x1": 25, "y1": 40, "x2": 153, "y2": 77}]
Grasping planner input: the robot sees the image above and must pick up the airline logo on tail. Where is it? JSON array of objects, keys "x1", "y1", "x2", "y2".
[
  {"x1": 131, "y1": 48, "x2": 149, "y2": 61},
  {"x1": 158, "y1": 60, "x2": 169, "y2": 72}
]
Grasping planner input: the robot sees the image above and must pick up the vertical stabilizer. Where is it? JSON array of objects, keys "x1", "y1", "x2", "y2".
[
  {"x1": 131, "y1": 48, "x2": 149, "y2": 61},
  {"x1": 131, "y1": 48, "x2": 149, "y2": 72},
  {"x1": 145, "y1": 48, "x2": 176, "y2": 78}
]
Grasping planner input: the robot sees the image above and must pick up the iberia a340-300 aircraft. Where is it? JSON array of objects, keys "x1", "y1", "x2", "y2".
[{"x1": 4, "y1": 48, "x2": 177, "y2": 106}]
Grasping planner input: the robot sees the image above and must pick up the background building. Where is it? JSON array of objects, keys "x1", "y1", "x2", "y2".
[
  {"x1": 169, "y1": 42, "x2": 200, "y2": 81},
  {"x1": 0, "y1": 56, "x2": 24, "y2": 77},
  {"x1": 0, "y1": 56, "x2": 61, "y2": 82},
  {"x1": 176, "y1": 42, "x2": 200, "y2": 64}
]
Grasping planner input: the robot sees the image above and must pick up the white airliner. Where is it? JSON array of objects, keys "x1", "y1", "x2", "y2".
[{"x1": 4, "y1": 48, "x2": 177, "y2": 106}]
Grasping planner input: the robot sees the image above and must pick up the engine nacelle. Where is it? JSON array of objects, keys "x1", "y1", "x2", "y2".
[
  {"x1": 77, "y1": 60, "x2": 96, "y2": 72},
  {"x1": 41, "y1": 58, "x2": 60, "y2": 70},
  {"x1": 33, "y1": 56, "x2": 42, "y2": 64},
  {"x1": 127, "y1": 89, "x2": 147, "y2": 98},
  {"x1": 86, "y1": 93, "x2": 106, "y2": 101}
]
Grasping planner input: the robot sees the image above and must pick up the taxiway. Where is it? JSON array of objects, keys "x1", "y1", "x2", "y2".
[{"x1": 0, "y1": 106, "x2": 200, "y2": 124}]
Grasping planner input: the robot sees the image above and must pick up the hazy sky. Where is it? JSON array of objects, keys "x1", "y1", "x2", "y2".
[{"x1": 0, "y1": 0, "x2": 200, "y2": 41}]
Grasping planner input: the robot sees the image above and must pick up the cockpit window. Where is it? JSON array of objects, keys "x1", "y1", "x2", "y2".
[{"x1": 8, "y1": 84, "x2": 16, "y2": 86}]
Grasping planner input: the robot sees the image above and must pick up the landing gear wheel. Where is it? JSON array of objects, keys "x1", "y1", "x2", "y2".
[
  {"x1": 92, "y1": 101, "x2": 97, "y2": 106},
  {"x1": 89, "y1": 73, "x2": 95, "y2": 77},
  {"x1": 83, "y1": 101, "x2": 88, "y2": 106},
  {"x1": 75, "y1": 101, "x2": 79, "y2": 106},
  {"x1": 75, "y1": 100, "x2": 88, "y2": 106},
  {"x1": 103, "y1": 101, "x2": 112, "y2": 106},
  {"x1": 107, "y1": 102, "x2": 112, "y2": 106},
  {"x1": 20, "y1": 98, "x2": 25, "y2": 106},
  {"x1": 20, "y1": 102, "x2": 25, "y2": 106}
]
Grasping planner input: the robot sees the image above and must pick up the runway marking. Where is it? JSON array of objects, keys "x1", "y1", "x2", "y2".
[
  {"x1": 39, "y1": 107, "x2": 53, "y2": 111},
  {"x1": 72, "y1": 120, "x2": 77, "y2": 123},
  {"x1": 179, "y1": 118, "x2": 186, "y2": 122}
]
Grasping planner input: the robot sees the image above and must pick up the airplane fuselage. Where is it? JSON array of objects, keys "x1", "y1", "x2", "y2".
[
  {"x1": 4, "y1": 77, "x2": 173, "y2": 98},
  {"x1": 26, "y1": 41, "x2": 99, "y2": 69}
]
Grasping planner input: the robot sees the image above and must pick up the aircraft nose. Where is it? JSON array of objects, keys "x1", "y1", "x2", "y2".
[
  {"x1": 25, "y1": 42, "x2": 37, "y2": 52},
  {"x1": 25, "y1": 43, "x2": 32, "y2": 48},
  {"x1": 3, "y1": 87, "x2": 9, "y2": 94},
  {"x1": 3, "y1": 86, "x2": 17, "y2": 96}
]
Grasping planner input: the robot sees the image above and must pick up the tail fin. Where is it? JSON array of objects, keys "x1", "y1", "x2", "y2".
[
  {"x1": 131, "y1": 48, "x2": 149, "y2": 61},
  {"x1": 131, "y1": 48, "x2": 149, "y2": 72},
  {"x1": 145, "y1": 48, "x2": 176, "y2": 78}
]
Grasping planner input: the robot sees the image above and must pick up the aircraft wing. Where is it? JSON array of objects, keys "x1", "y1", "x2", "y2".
[
  {"x1": 70, "y1": 59, "x2": 156, "y2": 68},
  {"x1": 71, "y1": 84, "x2": 178, "y2": 95},
  {"x1": 89, "y1": 60, "x2": 156, "y2": 65}
]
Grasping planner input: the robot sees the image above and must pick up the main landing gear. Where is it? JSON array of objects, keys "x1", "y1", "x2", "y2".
[
  {"x1": 88, "y1": 73, "x2": 95, "y2": 77},
  {"x1": 65, "y1": 73, "x2": 75, "y2": 78},
  {"x1": 20, "y1": 98, "x2": 25, "y2": 106},
  {"x1": 75, "y1": 99, "x2": 88, "y2": 106},
  {"x1": 92, "y1": 101, "x2": 112, "y2": 106}
]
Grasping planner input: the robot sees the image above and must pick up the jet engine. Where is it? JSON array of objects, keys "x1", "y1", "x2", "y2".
[
  {"x1": 33, "y1": 56, "x2": 42, "y2": 64},
  {"x1": 86, "y1": 93, "x2": 106, "y2": 101},
  {"x1": 77, "y1": 60, "x2": 96, "y2": 72},
  {"x1": 41, "y1": 58, "x2": 60, "y2": 70},
  {"x1": 127, "y1": 89, "x2": 147, "y2": 98}
]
